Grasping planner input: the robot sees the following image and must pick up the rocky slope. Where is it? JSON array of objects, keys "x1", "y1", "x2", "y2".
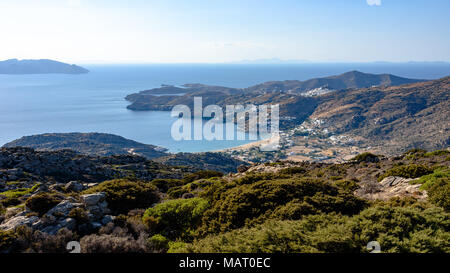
[
  {"x1": 125, "y1": 71, "x2": 423, "y2": 112},
  {"x1": 0, "y1": 147, "x2": 447, "y2": 253},
  {"x1": 0, "y1": 59, "x2": 89, "y2": 74},
  {"x1": 154, "y1": 152, "x2": 247, "y2": 173},
  {"x1": 309, "y1": 77, "x2": 450, "y2": 153}
]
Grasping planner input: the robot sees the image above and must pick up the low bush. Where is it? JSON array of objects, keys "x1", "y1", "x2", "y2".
[
  {"x1": 12, "y1": 226, "x2": 77, "y2": 253},
  {"x1": 428, "y1": 180, "x2": 449, "y2": 211},
  {"x1": 150, "y1": 179, "x2": 185, "y2": 193},
  {"x1": 167, "y1": 186, "x2": 189, "y2": 199},
  {"x1": 351, "y1": 153, "x2": 379, "y2": 163},
  {"x1": 413, "y1": 168, "x2": 449, "y2": 190},
  {"x1": 335, "y1": 180, "x2": 359, "y2": 192},
  {"x1": 0, "y1": 197, "x2": 21, "y2": 208},
  {"x1": 171, "y1": 205, "x2": 450, "y2": 253},
  {"x1": 80, "y1": 232, "x2": 149, "y2": 253},
  {"x1": 424, "y1": 150, "x2": 450, "y2": 157},
  {"x1": 403, "y1": 149, "x2": 427, "y2": 159},
  {"x1": 148, "y1": 234, "x2": 169, "y2": 252},
  {"x1": 198, "y1": 178, "x2": 367, "y2": 234},
  {"x1": 82, "y1": 179, "x2": 160, "y2": 214},
  {"x1": 183, "y1": 170, "x2": 224, "y2": 183},
  {"x1": 0, "y1": 203, "x2": 5, "y2": 216},
  {"x1": 411, "y1": 168, "x2": 449, "y2": 210},
  {"x1": 0, "y1": 183, "x2": 41, "y2": 199},
  {"x1": 279, "y1": 167, "x2": 306, "y2": 175},
  {"x1": 378, "y1": 164, "x2": 433, "y2": 181},
  {"x1": 68, "y1": 208, "x2": 89, "y2": 224},
  {"x1": 0, "y1": 230, "x2": 17, "y2": 253},
  {"x1": 143, "y1": 198, "x2": 209, "y2": 240}
]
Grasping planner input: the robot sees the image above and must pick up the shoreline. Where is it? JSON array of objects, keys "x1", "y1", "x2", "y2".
[{"x1": 213, "y1": 133, "x2": 279, "y2": 153}]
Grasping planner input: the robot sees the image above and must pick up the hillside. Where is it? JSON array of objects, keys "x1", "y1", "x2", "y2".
[
  {"x1": 125, "y1": 71, "x2": 423, "y2": 112},
  {"x1": 2, "y1": 133, "x2": 168, "y2": 159},
  {"x1": 246, "y1": 70, "x2": 425, "y2": 93},
  {"x1": 309, "y1": 76, "x2": 450, "y2": 153},
  {"x1": 0, "y1": 59, "x2": 89, "y2": 74},
  {"x1": 2, "y1": 133, "x2": 246, "y2": 173},
  {"x1": 0, "y1": 147, "x2": 448, "y2": 253},
  {"x1": 154, "y1": 152, "x2": 247, "y2": 173}
]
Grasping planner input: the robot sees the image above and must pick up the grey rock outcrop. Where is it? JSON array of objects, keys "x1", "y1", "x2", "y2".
[
  {"x1": 0, "y1": 215, "x2": 39, "y2": 231},
  {"x1": 357, "y1": 176, "x2": 428, "y2": 201}
]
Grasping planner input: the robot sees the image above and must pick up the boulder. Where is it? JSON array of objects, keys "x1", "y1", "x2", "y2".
[
  {"x1": 65, "y1": 181, "x2": 84, "y2": 192},
  {"x1": 46, "y1": 200, "x2": 83, "y2": 217},
  {"x1": 81, "y1": 193, "x2": 106, "y2": 206},
  {"x1": 101, "y1": 215, "x2": 114, "y2": 225},
  {"x1": 40, "y1": 225, "x2": 61, "y2": 235},
  {"x1": 358, "y1": 176, "x2": 427, "y2": 201},
  {"x1": 59, "y1": 218, "x2": 76, "y2": 230},
  {"x1": 49, "y1": 183, "x2": 65, "y2": 192},
  {"x1": 0, "y1": 215, "x2": 39, "y2": 231}
]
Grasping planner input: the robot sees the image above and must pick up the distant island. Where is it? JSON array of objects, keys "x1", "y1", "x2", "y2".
[{"x1": 0, "y1": 59, "x2": 89, "y2": 74}]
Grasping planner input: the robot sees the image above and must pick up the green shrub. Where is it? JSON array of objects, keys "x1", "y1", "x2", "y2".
[
  {"x1": 148, "y1": 234, "x2": 169, "y2": 252},
  {"x1": 68, "y1": 208, "x2": 89, "y2": 223},
  {"x1": 279, "y1": 167, "x2": 306, "y2": 175},
  {"x1": 378, "y1": 164, "x2": 433, "y2": 181},
  {"x1": 82, "y1": 179, "x2": 160, "y2": 214},
  {"x1": 413, "y1": 169, "x2": 449, "y2": 190},
  {"x1": 351, "y1": 153, "x2": 379, "y2": 163},
  {"x1": 403, "y1": 149, "x2": 427, "y2": 159},
  {"x1": 428, "y1": 181, "x2": 449, "y2": 211},
  {"x1": 424, "y1": 150, "x2": 450, "y2": 157},
  {"x1": 171, "y1": 206, "x2": 449, "y2": 253},
  {"x1": 0, "y1": 183, "x2": 41, "y2": 199},
  {"x1": 25, "y1": 193, "x2": 63, "y2": 216},
  {"x1": 0, "y1": 230, "x2": 17, "y2": 253},
  {"x1": 167, "y1": 186, "x2": 189, "y2": 199},
  {"x1": 335, "y1": 180, "x2": 359, "y2": 192},
  {"x1": 183, "y1": 170, "x2": 224, "y2": 183},
  {"x1": 411, "y1": 169, "x2": 449, "y2": 210},
  {"x1": 143, "y1": 198, "x2": 209, "y2": 240},
  {"x1": 0, "y1": 203, "x2": 5, "y2": 216},
  {"x1": 199, "y1": 178, "x2": 367, "y2": 234},
  {"x1": 0, "y1": 197, "x2": 21, "y2": 208},
  {"x1": 351, "y1": 206, "x2": 449, "y2": 253},
  {"x1": 150, "y1": 179, "x2": 185, "y2": 193}
]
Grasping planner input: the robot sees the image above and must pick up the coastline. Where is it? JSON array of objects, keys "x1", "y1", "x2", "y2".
[{"x1": 213, "y1": 133, "x2": 279, "y2": 153}]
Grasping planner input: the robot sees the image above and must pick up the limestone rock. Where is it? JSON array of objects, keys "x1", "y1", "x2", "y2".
[
  {"x1": 0, "y1": 215, "x2": 39, "y2": 231},
  {"x1": 81, "y1": 193, "x2": 106, "y2": 206},
  {"x1": 357, "y1": 176, "x2": 428, "y2": 201},
  {"x1": 65, "y1": 181, "x2": 84, "y2": 192}
]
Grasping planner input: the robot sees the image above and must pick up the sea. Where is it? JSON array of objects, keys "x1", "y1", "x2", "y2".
[{"x1": 1, "y1": 62, "x2": 450, "y2": 153}]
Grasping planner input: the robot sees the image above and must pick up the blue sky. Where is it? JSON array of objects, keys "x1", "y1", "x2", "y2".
[{"x1": 1, "y1": 0, "x2": 449, "y2": 63}]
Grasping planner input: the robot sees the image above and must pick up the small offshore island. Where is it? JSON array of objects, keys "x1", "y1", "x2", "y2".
[{"x1": 0, "y1": 59, "x2": 89, "y2": 75}]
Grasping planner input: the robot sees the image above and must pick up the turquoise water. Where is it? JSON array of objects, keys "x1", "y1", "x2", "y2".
[{"x1": 1, "y1": 63, "x2": 449, "y2": 152}]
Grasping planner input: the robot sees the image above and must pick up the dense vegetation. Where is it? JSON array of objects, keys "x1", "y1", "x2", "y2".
[
  {"x1": 1, "y1": 148, "x2": 449, "y2": 253},
  {"x1": 82, "y1": 179, "x2": 160, "y2": 214},
  {"x1": 170, "y1": 205, "x2": 449, "y2": 253}
]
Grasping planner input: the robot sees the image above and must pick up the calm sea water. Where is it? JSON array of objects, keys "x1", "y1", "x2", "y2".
[{"x1": 1, "y1": 63, "x2": 449, "y2": 153}]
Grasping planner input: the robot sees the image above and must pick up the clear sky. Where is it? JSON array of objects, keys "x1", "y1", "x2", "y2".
[{"x1": 1, "y1": 0, "x2": 449, "y2": 63}]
